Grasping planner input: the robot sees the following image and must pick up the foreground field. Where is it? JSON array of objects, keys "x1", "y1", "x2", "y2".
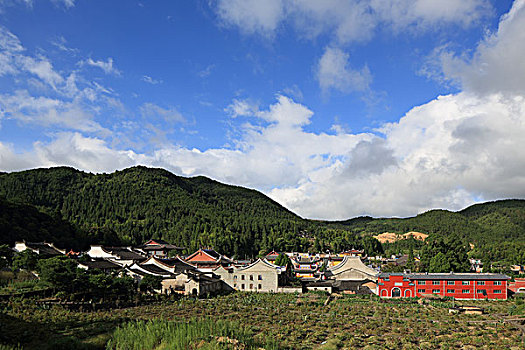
[{"x1": 1, "y1": 293, "x2": 524, "y2": 349}]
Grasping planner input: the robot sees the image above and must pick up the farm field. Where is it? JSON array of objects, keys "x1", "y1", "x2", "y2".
[{"x1": 1, "y1": 293, "x2": 524, "y2": 349}]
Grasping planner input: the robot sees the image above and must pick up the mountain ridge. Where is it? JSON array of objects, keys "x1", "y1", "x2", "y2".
[{"x1": 1, "y1": 166, "x2": 524, "y2": 264}]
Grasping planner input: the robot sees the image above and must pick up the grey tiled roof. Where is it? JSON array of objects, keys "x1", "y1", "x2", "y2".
[{"x1": 80, "y1": 259, "x2": 120, "y2": 270}]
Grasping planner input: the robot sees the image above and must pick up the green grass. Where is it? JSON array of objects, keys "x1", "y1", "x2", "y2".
[{"x1": 106, "y1": 318, "x2": 278, "y2": 350}]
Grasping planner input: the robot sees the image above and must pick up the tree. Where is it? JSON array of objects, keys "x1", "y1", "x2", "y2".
[
  {"x1": 429, "y1": 252, "x2": 451, "y2": 273},
  {"x1": 37, "y1": 256, "x2": 79, "y2": 292},
  {"x1": 139, "y1": 275, "x2": 163, "y2": 293},
  {"x1": 12, "y1": 250, "x2": 38, "y2": 271},
  {"x1": 0, "y1": 244, "x2": 13, "y2": 269},
  {"x1": 274, "y1": 253, "x2": 291, "y2": 267},
  {"x1": 420, "y1": 235, "x2": 469, "y2": 273},
  {"x1": 407, "y1": 247, "x2": 415, "y2": 271}
]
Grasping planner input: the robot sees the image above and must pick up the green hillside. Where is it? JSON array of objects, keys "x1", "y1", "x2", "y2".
[
  {"x1": 0, "y1": 166, "x2": 524, "y2": 265},
  {"x1": 0, "y1": 166, "x2": 306, "y2": 258},
  {"x1": 0, "y1": 197, "x2": 86, "y2": 250},
  {"x1": 324, "y1": 200, "x2": 525, "y2": 265}
]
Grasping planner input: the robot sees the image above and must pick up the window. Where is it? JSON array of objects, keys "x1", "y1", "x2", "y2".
[
  {"x1": 462, "y1": 290, "x2": 470, "y2": 293},
  {"x1": 249, "y1": 275, "x2": 254, "y2": 281},
  {"x1": 447, "y1": 289, "x2": 454, "y2": 294},
  {"x1": 241, "y1": 275, "x2": 245, "y2": 280},
  {"x1": 418, "y1": 289, "x2": 425, "y2": 293},
  {"x1": 250, "y1": 283, "x2": 253, "y2": 289},
  {"x1": 418, "y1": 281, "x2": 426, "y2": 285},
  {"x1": 234, "y1": 275, "x2": 237, "y2": 280},
  {"x1": 432, "y1": 281, "x2": 440, "y2": 285},
  {"x1": 447, "y1": 281, "x2": 455, "y2": 285},
  {"x1": 478, "y1": 289, "x2": 486, "y2": 294},
  {"x1": 494, "y1": 290, "x2": 502, "y2": 294},
  {"x1": 241, "y1": 284, "x2": 245, "y2": 289},
  {"x1": 493, "y1": 281, "x2": 502, "y2": 285},
  {"x1": 432, "y1": 289, "x2": 440, "y2": 293},
  {"x1": 258, "y1": 275, "x2": 263, "y2": 280},
  {"x1": 258, "y1": 284, "x2": 262, "y2": 289},
  {"x1": 234, "y1": 283, "x2": 237, "y2": 288},
  {"x1": 477, "y1": 281, "x2": 485, "y2": 286},
  {"x1": 462, "y1": 281, "x2": 470, "y2": 285}
]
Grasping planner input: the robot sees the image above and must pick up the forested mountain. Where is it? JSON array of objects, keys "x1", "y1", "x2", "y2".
[
  {"x1": 0, "y1": 197, "x2": 86, "y2": 249},
  {"x1": 0, "y1": 166, "x2": 524, "y2": 265},
  {"x1": 323, "y1": 200, "x2": 525, "y2": 265},
  {"x1": 0, "y1": 166, "x2": 307, "y2": 258}
]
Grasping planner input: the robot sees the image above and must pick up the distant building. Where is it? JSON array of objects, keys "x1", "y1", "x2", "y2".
[
  {"x1": 290, "y1": 253, "x2": 321, "y2": 280},
  {"x1": 14, "y1": 241, "x2": 65, "y2": 257},
  {"x1": 136, "y1": 239, "x2": 184, "y2": 258},
  {"x1": 77, "y1": 259, "x2": 121, "y2": 273},
  {"x1": 470, "y1": 258, "x2": 483, "y2": 272},
  {"x1": 378, "y1": 272, "x2": 510, "y2": 300},
  {"x1": 214, "y1": 258, "x2": 284, "y2": 293},
  {"x1": 264, "y1": 250, "x2": 281, "y2": 263},
  {"x1": 183, "y1": 248, "x2": 233, "y2": 272},
  {"x1": 341, "y1": 249, "x2": 364, "y2": 257},
  {"x1": 86, "y1": 245, "x2": 146, "y2": 266},
  {"x1": 324, "y1": 256, "x2": 379, "y2": 294},
  {"x1": 508, "y1": 278, "x2": 525, "y2": 294}
]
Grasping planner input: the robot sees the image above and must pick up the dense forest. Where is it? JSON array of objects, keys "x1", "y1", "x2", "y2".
[
  {"x1": 0, "y1": 166, "x2": 312, "y2": 258},
  {"x1": 0, "y1": 166, "x2": 524, "y2": 265},
  {"x1": 322, "y1": 200, "x2": 525, "y2": 265}
]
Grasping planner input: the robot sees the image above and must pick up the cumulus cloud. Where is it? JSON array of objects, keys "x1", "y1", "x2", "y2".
[
  {"x1": 425, "y1": 0, "x2": 525, "y2": 96},
  {"x1": 2, "y1": 89, "x2": 525, "y2": 220},
  {"x1": 317, "y1": 47, "x2": 371, "y2": 95},
  {"x1": 214, "y1": 0, "x2": 492, "y2": 43}
]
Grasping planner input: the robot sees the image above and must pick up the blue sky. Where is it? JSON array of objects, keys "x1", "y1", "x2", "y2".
[{"x1": 1, "y1": 0, "x2": 525, "y2": 219}]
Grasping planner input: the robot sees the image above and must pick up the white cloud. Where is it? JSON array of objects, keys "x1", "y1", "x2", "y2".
[
  {"x1": 17, "y1": 55, "x2": 64, "y2": 88},
  {"x1": 0, "y1": 90, "x2": 110, "y2": 135},
  {"x1": 371, "y1": 0, "x2": 491, "y2": 32},
  {"x1": 50, "y1": 35, "x2": 78, "y2": 54},
  {"x1": 52, "y1": 0, "x2": 75, "y2": 8},
  {"x1": 2, "y1": 90, "x2": 525, "y2": 220},
  {"x1": 0, "y1": 27, "x2": 122, "y2": 137},
  {"x1": 225, "y1": 98, "x2": 259, "y2": 118},
  {"x1": 214, "y1": 0, "x2": 492, "y2": 43},
  {"x1": 2, "y1": 1, "x2": 524, "y2": 221},
  {"x1": 79, "y1": 57, "x2": 121, "y2": 76},
  {"x1": 431, "y1": 0, "x2": 525, "y2": 96},
  {"x1": 269, "y1": 92, "x2": 525, "y2": 219},
  {"x1": 216, "y1": 0, "x2": 284, "y2": 37},
  {"x1": 140, "y1": 103, "x2": 185, "y2": 123},
  {"x1": 317, "y1": 47, "x2": 371, "y2": 95},
  {"x1": 198, "y1": 64, "x2": 215, "y2": 78},
  {"x1": 0, "y1": 26, "x2": 23, "y2": 53},
  {"x1": 142, "y1": 75, "x2": 162, "y2": 84}
]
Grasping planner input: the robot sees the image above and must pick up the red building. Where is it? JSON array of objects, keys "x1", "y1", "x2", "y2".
[
  {"x1": 378, "y1": 272, "x2": 510, "y2": 300},
  {"x1": 508, "y1": 278, "x2": 525, "y2": 294},
  {"x1": 183, "y1": 248, "x2": 233, "y2": 271}
]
